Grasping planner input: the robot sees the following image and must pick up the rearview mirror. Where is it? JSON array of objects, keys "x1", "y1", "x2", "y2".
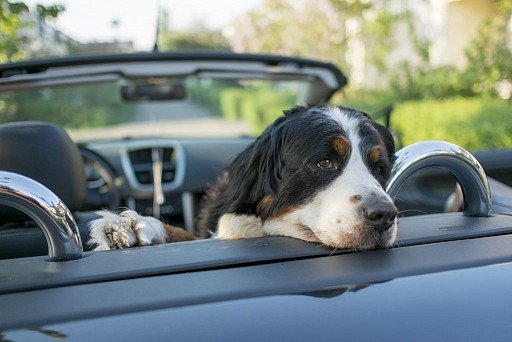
[{"x1": 121, "y1": 84, "x2": 186, "y2": 101}]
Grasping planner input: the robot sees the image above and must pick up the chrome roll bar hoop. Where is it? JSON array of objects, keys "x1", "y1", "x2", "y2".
[
  {"x1": 386, "y1": 141, "x2": 492, "y2": 217},
  {"x1": 0, "y1": 171, "x2": 84, "y2": 261}
]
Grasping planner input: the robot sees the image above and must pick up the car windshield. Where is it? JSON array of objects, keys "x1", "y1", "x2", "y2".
[{"x1": 0, "y1": 77, "x2": 306, "y2": 141}]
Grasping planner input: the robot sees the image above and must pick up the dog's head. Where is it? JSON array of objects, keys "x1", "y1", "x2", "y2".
[{"x1": 226, "y1": 105, "x2": 397, "y2": 249}]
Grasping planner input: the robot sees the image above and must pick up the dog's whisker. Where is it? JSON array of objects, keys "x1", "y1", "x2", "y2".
[
  {"x1": 394, "y1": 235, "x2": 405, "y2": 247},
  {"x1": 391, "y1": 196, "x2": 403, "y2": 203}
]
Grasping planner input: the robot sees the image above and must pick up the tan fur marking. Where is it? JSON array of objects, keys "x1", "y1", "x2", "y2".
[
  {"x1": 349, "y1": 195, "x2": 362, "y2": 203},
  {"x1": 332, "y1": 137, "x2": 350, "y2": 155},
  {"x1": 369, "y1": 146, "x2": 382, "y2": 163},
  {"x1": 269, "y1": 206, "x2": 297, "y2": 219},
  {"x1": 258, "y1": 194, "x2": 273, "y2": 210},
  {"x1": 164, "y1": 225, "x2": 197, "y2": 243}
]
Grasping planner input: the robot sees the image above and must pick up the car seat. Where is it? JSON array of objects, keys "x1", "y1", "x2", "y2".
[{"x1": 0, "y1": 121, "x2": 99, "y2": 259}]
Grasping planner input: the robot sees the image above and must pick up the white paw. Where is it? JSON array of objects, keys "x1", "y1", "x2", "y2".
[{"x1": 88, "y1": 210, "x2": 166, "y2": 251}]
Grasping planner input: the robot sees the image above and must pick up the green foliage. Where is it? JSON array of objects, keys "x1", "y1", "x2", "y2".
[
  {"x1": 389, "y1": 63, "x2": 475, "y2": 100},
  {"x1": 186, "y1": 79, "x2": 237, "y2": 115},
  {"x1": 0, "y1": 0, "x2": 29, "y2": 62},
  {"x1": 158, "y1": 9, "x2": 229, "y2": 51},
  {"x1": 161, "y1": 29, "x2": 230, "y2": 51},
  {"x1": 390, "y1": 0, "x2": 512, "y2": 100},
  {"x1": 330, "y1": 0, "x2": 371, "y2": 14},
  {"x1": 188, "y1": 81, "x2": 296, "y2": 135},
  {"x1": 464, "y1": 15, "x2": 512, "y2": 96},
  {"x1": 362, "y1": 9, "x2": 403, "y2": 72},
  {"x1": 218, "y1": 87, "x2": 296, "y2": 134},
  {"x1": 219, "y1": 89, "x2": 244, "y2": 120},
  {"x1": 0, "y1": 83, "x2": 134, "y2": 129},
  {"x1": 234, "y1": 0, "x2": 293, "y2": 54},
  {"x1": 34, "y1": 3, "x2": 64, "y2": 21},
  {"x1": 391, "y1": 97, "x2": 512, "y2": 151},
  {"x1": 230, "y1": 0, "x2": 401, "y2": 73},
  {"x1": 337, "y1": 89, "x2": 395, "y2": 124},
  {"x1": 401, "y1": 11, "x2": 430, "y2": 63},
  {"x1": 0, "y1": 0, "x2": 65, "y2": 62},
  {"x1": 338, "y1": 91, "x2": 512, "y2": 151}
]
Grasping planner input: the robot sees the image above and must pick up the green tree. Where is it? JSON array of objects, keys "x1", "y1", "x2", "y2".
[
  {"x1": 0, "y1": 0, "x2": 65, "y2": 62},
  {"x1": 390, "y1": 0, "x2": 512, "y2": 100},
  {"x1": 158, "y1": 9, "x2": 229, "y2": 51},
  {"x1": 227, "y1": 0, "x2": 402, "y2": 80},
  {"x1": 464, "y1": 0, "x2": 512, "y2": 96},
  {"x1": 161, "y1": 28, "x2": 230, "y2": 50},
  {"x1": 228, "y1": 0, "x2": 346, "y2": 68},
  {"x1": 0, "y1": 0, "x2": 29, "y2": 62}
]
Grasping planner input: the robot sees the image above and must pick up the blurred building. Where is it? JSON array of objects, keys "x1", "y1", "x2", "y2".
[
  {"x1": 418, "y1": 0, "x2": 504, "y2": 68},
  {"x1": 17, "y1": 13, "x2": 134, "y2": 58},
  {"x1": 227, "y1": 0, "x2": 510, "y2": 89},
  {"x1": 352, "y1": 0, "x2": 510, "y2": 88},
  {"x1": 18, "y1": 12, "x2": 78, "y2": 58}
]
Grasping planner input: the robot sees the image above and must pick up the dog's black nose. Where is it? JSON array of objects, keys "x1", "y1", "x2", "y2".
[{"x1": 362, "y1": 200, "x2": 397, "y2": 233}]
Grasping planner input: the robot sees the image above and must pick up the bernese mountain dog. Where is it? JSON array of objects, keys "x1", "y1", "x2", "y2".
[{"x1": 88, "y1": 105, "x2": 397, "y2": 251}]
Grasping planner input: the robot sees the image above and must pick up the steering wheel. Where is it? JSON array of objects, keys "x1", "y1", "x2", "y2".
[{"x1": 79, "y1": 146, "x2": 121, "y2": 210}]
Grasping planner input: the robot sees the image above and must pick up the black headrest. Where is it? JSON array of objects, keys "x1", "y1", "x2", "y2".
[{"x1": 0, "y1": 121, "x2": 86, "y2": 212}]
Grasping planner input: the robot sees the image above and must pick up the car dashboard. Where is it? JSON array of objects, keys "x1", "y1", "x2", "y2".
[{"x1": 80, "y1": 137, "x2": 252, "y2": 230}]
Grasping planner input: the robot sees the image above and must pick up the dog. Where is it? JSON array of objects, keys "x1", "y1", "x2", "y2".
[{"x1": 88, "y1": 105, "x2": 397, "y2": 251}]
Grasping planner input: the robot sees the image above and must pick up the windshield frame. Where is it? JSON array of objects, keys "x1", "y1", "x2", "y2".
[{"x1": 0, "y1": 51, "x2": 347, "y2": 105}]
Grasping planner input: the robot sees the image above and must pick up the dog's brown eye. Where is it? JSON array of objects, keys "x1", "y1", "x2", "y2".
[{"x1": 317, "y1": 159, "x2": 335, "y2": 169}]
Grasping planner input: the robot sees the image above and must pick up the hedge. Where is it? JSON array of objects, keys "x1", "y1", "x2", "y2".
[
  {"x1": 390, "y1": 97, "x2": 512, "y2": 151},
  {"x1": 217, "y1": 89, "x2": 512, "y2": 151},
  {"x1": 218, "y1": 88, "x2": 296, "y2": 135}
]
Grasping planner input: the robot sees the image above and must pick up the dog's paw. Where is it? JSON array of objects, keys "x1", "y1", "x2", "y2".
[
  {"x1": 88, "y1": 210, "x2": 137, "y2": 251},
  {"x1": 88, "y1": 210, "x2": 166, "y2": 251},
  {"x1": 103, "y1": 223, "x2": 135, "y2": 250}
]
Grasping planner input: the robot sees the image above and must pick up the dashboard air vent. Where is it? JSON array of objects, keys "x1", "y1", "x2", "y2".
[{"x1": 128, "y1": 147, "x2": 176, "y2": 185}]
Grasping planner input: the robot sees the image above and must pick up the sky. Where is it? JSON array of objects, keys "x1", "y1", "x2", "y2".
[{"x1": 24, "y1": 0, "x2": 263, "y2": 51}]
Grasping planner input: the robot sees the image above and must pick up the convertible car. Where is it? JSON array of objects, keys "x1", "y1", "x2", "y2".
[{"x1": 0, "y1": 52, "x2": 512, "y2": 341}]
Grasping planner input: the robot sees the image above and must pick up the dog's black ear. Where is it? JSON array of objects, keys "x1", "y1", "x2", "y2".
[
  {"x1": 223, "y1": 118, "x2": 286, "y2": 216},
  {"x1": 283, "y1": 105, "x2": 308, "y2": 118},
  {"x1": 372, "y1": 121, "x2": 395, "y2": 161}
]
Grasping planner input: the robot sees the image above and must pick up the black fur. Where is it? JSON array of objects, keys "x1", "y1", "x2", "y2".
[{"x1": 196, "y1": 105, "x2": 394, "y2": 238}]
